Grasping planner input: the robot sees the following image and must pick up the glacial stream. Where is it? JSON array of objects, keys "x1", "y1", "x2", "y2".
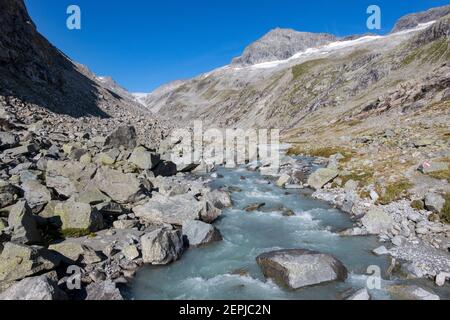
[{"x1": 127, "y1": 167, "x2": 444, "y2": 300}]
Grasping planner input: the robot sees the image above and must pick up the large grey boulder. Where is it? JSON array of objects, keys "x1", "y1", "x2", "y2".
[
  {"x1": 361, "y1": 207, "x2": 394, "y2": 235},
  {"x1": 104, "y1": 126, "x2": 137, "y2": 150},
  {"x1": 21, "y1": 180, "x2": 51, "y2": 214},
  {"x1": 94, "y1": 167, "x2": 147, "y2": 204},
  {"x1": 256, "y1": 249, "x2": 348, "y2": 290},
  {"x1": 0, "y1": 273, "x2": 67, "y2": 300},
  {"x1": 85, "y1": 280, "x2": 124, "y2": 300},
  {"x1": 183, "y1": 220, "x2": 222, "y2": 247},
  {"x1": 0, "y1": 131, "x2": 19, "y2": 150},
  {"x1": 0, "y1": 180, "x2": 20, "y2": 208},
  {"x1": 129, "y1": 146, "x2": 160, "y2": 170},
  {"x1": 72, "y1": 181, "x2": 110, "y2": 205},
  {"x1": 388, "y1": 285, "x2": 440, "y2": 300},
  {"x1": 8, "y1": 201, "x2": 42, "y2": 244},
  {"x1": 49, "y1": 241, "x2": 104, "y2": 264},
  {"x1": 134, "y1": 194, "x2": 203, "y2": 226},
  {"x1": 205, "y1": 190, "x2": 232, "y2": 209},
  {"x1": 418, "y1": 161, "x2": 449, "y2": 174},
  {"x1": 53, "y1": 201, "x2": 103, "y2": 232},
  {"x1": 0, "y1": 243, "x2": 60, "y2": 283},
  {"x1": 1, "y1": 143, "x2": 38, "y2": 158},
  {"x1": 45, "y1": 160, "x2": 96, "y2": 198},
  {"x1": 140, "y1": 228, "x2": 184, "y2": 265},
  {"x1": 200, "y1": 200, "x2": 222, "y2": 223},
  {"x1": 307, "y1": 168, "x2": 339, "y2": 190},
  {"x1": 424, "y1": 193, "x2": 445, "y2": 213},
  {"x1": 149, "y1": 176, "x2": 191, "y2": 197}
]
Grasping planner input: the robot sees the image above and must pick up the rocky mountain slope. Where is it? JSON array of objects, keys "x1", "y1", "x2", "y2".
[
  {"x1": 232, "y1": 28, "x2": 336, "y2": 66},
  {"x1": 0, "y1": 0, "x2": 145, "y2": 118},
  {"x1": 392, "y1": 4, "x2": 450, "y2": 33}
]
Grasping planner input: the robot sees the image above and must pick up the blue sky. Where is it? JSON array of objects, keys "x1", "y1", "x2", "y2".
[{"x1": 25, "y1": 0, "x2": 449, "y2": 92}]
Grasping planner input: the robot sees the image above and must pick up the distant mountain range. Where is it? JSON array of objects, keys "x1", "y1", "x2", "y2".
[{"x1": 134, "y1": 4, "x2": 449, "y2": 142}]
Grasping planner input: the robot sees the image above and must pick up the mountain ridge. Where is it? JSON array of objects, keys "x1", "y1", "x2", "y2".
[{"x1": 0, "y1": 0, "x2": 146, "y2": 118}]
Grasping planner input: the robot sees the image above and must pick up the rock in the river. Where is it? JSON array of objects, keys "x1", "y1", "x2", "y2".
[
  {"x1": 256, "y1": 249, "x2": 348, "y2": 290},
  {"x1": 140, "y1": 228, "x2": 184, "y2": 265},
  {"x1": 200, "y1": 200, "x2": 222, "y2": 223},
  {"x1": 0, "y1": 243, "x2": 60, "y2": 283},
  {"x1": 388, "y1": 285, "x2": 440, "y2": 300},
  {"x1": 104, "y1": 126, "x2": 137, "y2": 150},
  {"x1": 8, "y1": 201, "x2": 42, "y2": 244},
  {"x1": 245, "y1": 203, "x2": 266, "y2": 212},
  {"x1": 276, "y1": 174, "x2": 291, "y2": 187},
  {"x1": 373, "y1": 246, "x2": 389, "y2": 256},
  {"x1": 94, "y1": 167, "x2": 147, "y2": 204},
  {"x1": 183, "y1": 220, "x2": 222, "y2": 247},
  {"x1": 134, "y1": 194, "x2": 203, "y2": 226},
  {"x1": 54, "y1": 201, "x2": 103, "y2": 232},
  {"x1": 424, "y1": 193, "x2": 445, "y2": 213},
  {"x1": 0, "y1": 273, "x2": 67, "y2": 300},
  {"x1": 205, "y1": 190, "x2": 232, "y2": 209},
  {"x1": 307, "y1": 169, "x2": 339, "y2": 190},
  {"x1": 129, "y1": 146, "x2": 160, "y2": 170},
  {"x1": 85, "y1": 280, "x2": 124, "y2": 300},
  {"x1": 435, "y1": 272, "x2": 450, "y2": 287},
  {"x1": 21, "y1": 180, "x2": 51, "y2": 214},
  {"x1": 122, "y1": 244, "x2": 140, "y2": 261},
  {"x1": 344, "y1": 288, "x2": 371, "y2": 300},
  {"x1": 361, "y1": 207, "x2": 394, "y2": 235}
]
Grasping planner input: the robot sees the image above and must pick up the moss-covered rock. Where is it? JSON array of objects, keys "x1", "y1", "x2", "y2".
[{"x1": 54, "y1": 202, "x2": 103, "y2": 233}]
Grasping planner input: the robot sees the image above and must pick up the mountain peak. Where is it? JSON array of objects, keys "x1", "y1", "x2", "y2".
[
  {"x1": 391, "y1": 4, "x2": 450, "y2": 33},
  {"x1": 231, "y1": 28, "x2": 336, "y2": 66}
]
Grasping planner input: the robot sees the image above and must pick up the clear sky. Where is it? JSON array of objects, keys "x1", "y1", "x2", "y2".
[{"x1": 25, "y1": 0, "x2": 449, "y2": 92}]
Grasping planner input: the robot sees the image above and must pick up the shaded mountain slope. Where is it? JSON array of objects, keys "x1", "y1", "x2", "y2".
[{"x1": 0, "y1": 0, "x2": 143, "y2": 118}]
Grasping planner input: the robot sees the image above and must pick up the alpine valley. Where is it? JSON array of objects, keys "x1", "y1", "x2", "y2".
[{"x1": 0, "y1": 0, "x2": 449, "y2": 301}]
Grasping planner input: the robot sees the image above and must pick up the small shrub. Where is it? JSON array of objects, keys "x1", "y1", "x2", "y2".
[
  {"x1": 377, "y1": 179, "x2": 413, "y2": 205},
  {"x1": 411, "y1": 200, "x2": 425, "y2": 211},
  {"x1": 287, "y1": 146, "x2": 354, "y2": 163},
  {"x1": 341, "y1": 168, "x2": 375, "y2": 187},
  {"x1": 441, "y1": 194, "x2": 450, "y2": 224},
  {"x1": 61, "y1": 228, "x2": 92, "y2": 239},
  {"x1": 427, "y1": 169, "x2": 450, "y2": 183},
  {"x1": 291, "y1": 59, "x2": 326, "y2": 80}
]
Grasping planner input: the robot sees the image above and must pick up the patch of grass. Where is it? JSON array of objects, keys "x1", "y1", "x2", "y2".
[
  {"x1": 402, "y1": 39, "x2": 450, "y2": 66},
  {"x1": 427, "y1": 169, "x2": 450, "y2": 183},
  {"x1": 341, "y1": 168, "x2": 375, "y2": 187},
  {"x1": 411, "y1": 200, "x2": 425, "y2": 211},
  {"x1": 345, "y1": 119, "x2": 363, "y2": 127},
  {"x1": 287, "y1": 146, "x2": 354, "y2": 163},
  {"x1": 441, "y1": 194, "x2": 450, "y2": 224},
  {"x1": 291, "y1": 59, "x2": 327, "y2": 80},
  {"x1": 377, "y1": 179, "x2": 413, "y2": 205},
  {"x1": 61, "y1": 228, "x2": 93, "y2": 239}
]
